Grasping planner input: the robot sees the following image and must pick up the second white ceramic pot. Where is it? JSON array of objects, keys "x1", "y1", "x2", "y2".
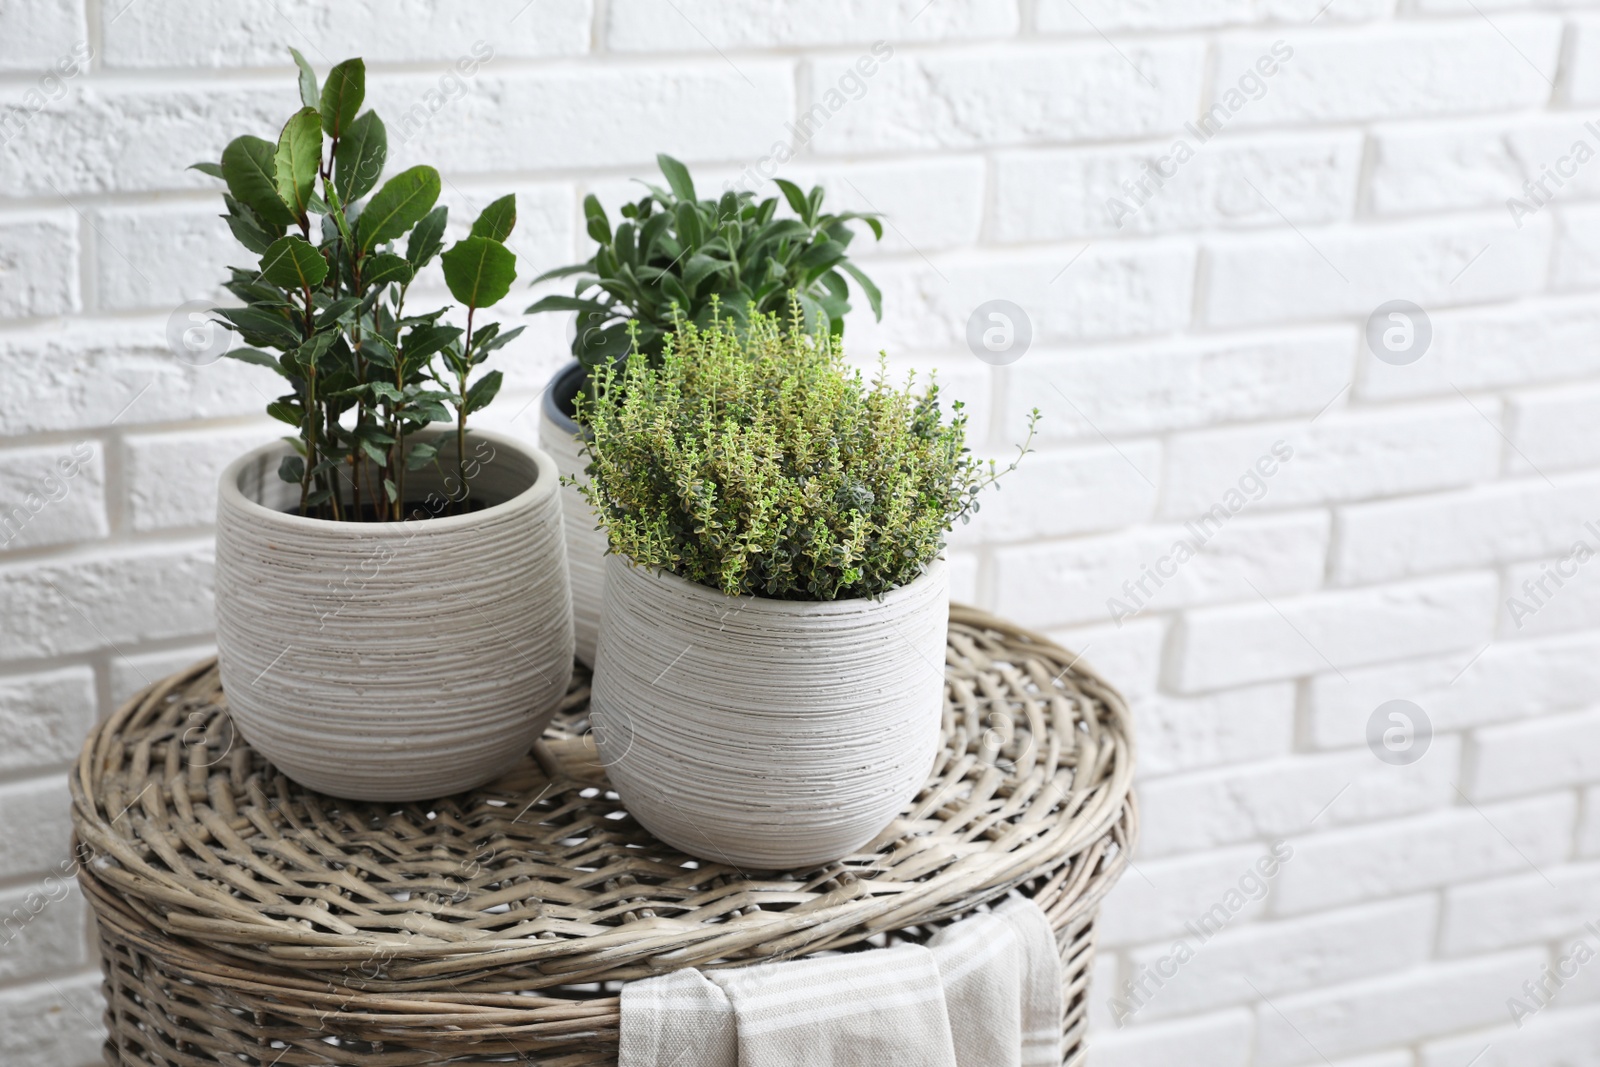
[
  {"x1": 214, "y1": 430, "x2": 575, "y2": 801},
  {"x1": 590, "y1": 554, "x2": 950, "y2": 870},
  {"x1": 539, "y1": 360, "x2": 605, "y2": 667}
]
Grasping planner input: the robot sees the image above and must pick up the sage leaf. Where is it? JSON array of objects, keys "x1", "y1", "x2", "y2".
[
  {"x1": 657, "y1": 153, "x2": 695, "y2": 202},
  {"x1": 794, "y1": 291, "x2": 828, "y2": 336},
  {"x1": 681, "y1": 253, "x2": 728, "y2": 291},
  {"x1": 841, "y1": 261, "x2": 882, "y2": 320},
  {"x1": 675, "y1": 198, "x2": 700, "y2": 247},
  {"x1": 582, "y1": 194, "x2": 610, "y2": 244},
  {"x1": 773, "y1": 178, "x2": 809, "y2": 220},
  {"x1": 575, "y1": 320, "x2": 633, "y2": 367},
  {"x1": 531, "y1": 261, "x2": 595, "y2": 284},
  {"x1": 525, "y1": 294, "x2": 610, "y2": 315}
]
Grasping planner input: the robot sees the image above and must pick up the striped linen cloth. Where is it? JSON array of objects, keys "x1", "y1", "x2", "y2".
[{"x1": 618, "y1": 895, "x2": 1062, "y2": 1067}]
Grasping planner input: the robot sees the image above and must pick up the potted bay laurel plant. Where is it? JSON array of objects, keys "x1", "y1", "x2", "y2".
[
  {"x1": 524, "y1": 155, "x2": 884, "y2": 664},
  {"x1": 582, "y1": 305, "x2": 1037, "y2": 870},
  {"x1": 193, "y1": 51, "x2": 573, "y2": 801}
]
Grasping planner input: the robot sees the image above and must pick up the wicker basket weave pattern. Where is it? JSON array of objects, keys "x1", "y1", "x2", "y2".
[{"x1": 71, "y1": 606, "x2": 1136, "y2": 1066}]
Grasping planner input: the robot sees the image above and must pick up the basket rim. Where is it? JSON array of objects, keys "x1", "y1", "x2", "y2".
[{"x1": 80, "y1": 799, "x2": 1136, "y2": 1017}]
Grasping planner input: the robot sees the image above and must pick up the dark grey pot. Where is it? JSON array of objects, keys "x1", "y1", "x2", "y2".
[{"x1": 542, "y1": 359, "x2": 587, "y2": 437}]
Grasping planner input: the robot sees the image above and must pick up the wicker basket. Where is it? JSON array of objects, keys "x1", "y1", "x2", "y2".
[{"x1": 71, "y1": 606, "x2": 1136, "y2": 1066}]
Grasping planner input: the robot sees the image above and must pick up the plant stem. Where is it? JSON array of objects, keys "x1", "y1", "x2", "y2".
[
  {"x1": 303, "y1": 367, "x2": 319, "y2": 517},
  {"x1": 393, "y1": 290, "x2": 408, "y2": 520},
  {"x1": 325, "y1": 406, "x2": 344, "y2": 522},
  {"x1": 297, "y1": 428, "x2": 310, "y2": 515},
  {"x1": 456, "y1": 306, "x2": 474, "y2": 516},
  {"x1": 351, "y1": 453, "x2": 363, "y2": 522},
  {"x1": 299, "y1": 284, "x2": 320, "y2": 518},
  {"x1": 391, "y1": 398, "x2": 404, "y2": 521}
]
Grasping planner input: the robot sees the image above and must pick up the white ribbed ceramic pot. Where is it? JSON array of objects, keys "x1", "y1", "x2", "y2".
[
  {"x1": 539, "y1": 360, "x2": 605, "y2": 667},
  {"x1": 213, "y1": 430, "x2": 574, "y2": 801},
  {"x1": 591, "y1": 554, "x2": 950, "y2": 870}
]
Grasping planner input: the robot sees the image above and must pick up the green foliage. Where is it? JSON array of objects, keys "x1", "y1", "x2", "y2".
[
  {"x1": 442, "y1": 236, "x2": 516, "y2": 308},
  {"x1": 258, "y1": 235, "x2": 327, "y2": 290},
  {"x1": 221, "y1": 135, "x2": 295, "y2": 228},
  {"x1": 526, "y1": 154, "x2": 884, "y2": 371},
  {"x1": 318, "y1": 58, "x2": 364, "y2": 138},
  {"x1": 469, "y1": 194, "x2": 517, "y2": 241},
  {"x1": 332, "y1": 110, "x2": 385, "y2": 203},
  {"x1": 357, "y1": 165, "x2": 441, "y2": 252},
  {"x1": 192, "y1": 50, "x2": 522, "y2": 521},
  {"x1": 577, "y1": 306, "x2": 1037, "y2": 601},
  {"x1": 289, "y1": 47, "x2": 319, "y2": 108},
  {"x1": 273, "y1": 107, "x2": 322, "y2": 219}
]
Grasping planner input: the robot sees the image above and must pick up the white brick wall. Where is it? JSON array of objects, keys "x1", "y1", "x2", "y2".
[{"x1": 5, "y1": 3, "x2": 1600, "y2": 1065}]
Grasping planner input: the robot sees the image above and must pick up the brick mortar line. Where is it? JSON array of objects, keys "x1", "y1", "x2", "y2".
[
  {"x1": 39, "y1": 8, "x2": 1588, "y2": 75},
  {"x1": 0, "y1": 764, "x2": 75, "y2": 794},
  {"x1": 0, "y1": 113, "x2": 1581, "y2": 184},
  {"x1": 0, "y1": 633, "x2": 215, "y2": 684},
  {"x1": 0, "y1": 965, "x2": 103, "y2": 999}
]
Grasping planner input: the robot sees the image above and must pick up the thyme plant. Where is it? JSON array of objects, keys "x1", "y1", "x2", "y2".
[
  {"x1": 193, "y1": 50, "x2": 521, "y2": 521},
  {"x1": 577, "y1": 306, "x2": 1038, "y2": 601},
  {"x1": 527, "y1": 154, "x2": 883, "y2": 371}
]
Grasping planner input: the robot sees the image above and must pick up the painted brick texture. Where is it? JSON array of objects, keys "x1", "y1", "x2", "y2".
[{"x1": 4, "y1": 3, "x2": 1600, "y2": 1066}]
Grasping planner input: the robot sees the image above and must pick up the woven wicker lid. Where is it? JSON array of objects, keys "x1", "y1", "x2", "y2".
[{"x1": 70, "y1": 605, "x2": 1136, "y2": 993}]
